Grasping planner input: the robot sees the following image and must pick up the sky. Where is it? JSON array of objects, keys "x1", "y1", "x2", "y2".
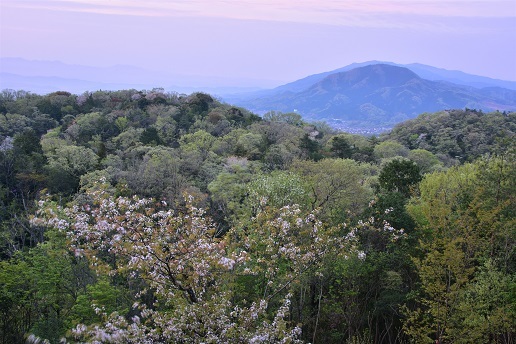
[{"x1": 1, "y1": 0, "x2": 516, "y2": 87}]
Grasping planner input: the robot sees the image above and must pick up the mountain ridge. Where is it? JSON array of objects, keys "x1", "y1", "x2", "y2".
[
  {"x1": 0, "y1": 57, "x2": 279, "y2": 94},
  {"x1": 271, "y1": 61, "x2": 516, "y2": 94},
  {"x1": 231, "y1": 64, "x2": 516, "y2": 130}
]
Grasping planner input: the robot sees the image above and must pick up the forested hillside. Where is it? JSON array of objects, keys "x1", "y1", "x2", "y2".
[{"x1": 0, "y1": 88, "x2": 514, "y2": 343}]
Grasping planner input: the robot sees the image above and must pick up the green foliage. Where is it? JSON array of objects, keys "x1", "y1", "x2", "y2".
[
  {"x1": 404, "y1": 154, "x2": 515, "y2": 343},
  {"x1": 263, "y1": 111, "x2": 304, "y2": 126},
  {"x1": 180, "y1": 130, "x2": 217, "y2": 158},
  {"x1": 263, "y1": 143, "x2": 295, "y2": 170},
  {"x1": 385, "y1": 109, "x2": 516, "y2": 163},
  {"x1": 65, "y1": 111, "x2": 117, "y2": 144},
  {"x1": 405, "y1": 237, "x2": 474, "y2": 343},
  {"x1": 450, "y1": 259, "x2": 515, "y2": 343},
  {"x1": 70, "y1": 279, "x2": 129, "y2": 326},
  {"x1": 373, "y1": 140, "x2": 409, "y2": 160},
  {"x1": 235, "y1": 132, "x2": 265, "y2": 160},
  {"x1": 299, "y1": 133, "x2": 323, "y2": 161},
  {"x1": 114, "y1": 116, "x2": 128, "y2": 133},
  {"x1": 0, "y1": 255, "x2": 35, "y2": 343},
  {"x1": 109, "y1": 127, "x2": 144, "y2": 151},
  {"x1": 378, "y1": 159, "x2": 422, "y2": 197},
  {"x1": 0, "y1": 228, "x2": 91, "y2": 343},
  {"x1": 364, "y1": 191, "x2": 416, "y2": 235},
  {"x1": 246, "y1": 171, "x2": 309, "y2": 213},
  {"x1": 1, "y1": 89, "x2": 514, "y2": 343},
  {"x1": 293, "y1": 158, "x2": 375, "y2": 224},
  {"x1": 208, "y1": 157, "x2": 261, "y2": 227},
  {"x1": 45, "y1": 145, "x2": 99, "y2": 194},
  {"x1": 139, "y1": 127, "x2": 162, "y2": 145},
  {"x1": 124, "y1": 146, "x2": 185, "y2": 201},
  {"x1": 330, "y1": 135, "x2": 354, "y2": 159},
  {"x1": 407, "y1": 149, "x2": 442, "y2": 174}
]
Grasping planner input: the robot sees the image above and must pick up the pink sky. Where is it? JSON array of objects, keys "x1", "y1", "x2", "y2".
[{"x1": 1, "y1": 0, "x2": 515, "y2": 85}]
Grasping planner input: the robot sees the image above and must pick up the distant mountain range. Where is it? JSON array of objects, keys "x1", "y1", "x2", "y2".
[
  {"x1": 272, "y1": 61, "x2": 516, "y2": 93},
  {"x1": 0, "y1": 57, "x2": 275, "y2": 95},
  {"x1": 227, "y1": 63, "x2": 516, "y2": 130},
  {"x1": 2, "y1": 57, "x2": 515, "y2": 131}
]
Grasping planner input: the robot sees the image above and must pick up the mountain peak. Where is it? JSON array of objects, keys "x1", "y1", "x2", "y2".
[{"x1": 315, "y1": 64, "x2": 421, "y2": 92}]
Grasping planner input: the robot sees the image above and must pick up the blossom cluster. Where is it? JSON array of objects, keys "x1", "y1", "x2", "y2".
[{"x1": 33, "y1": 186, "x2": 305, "y2": 343}]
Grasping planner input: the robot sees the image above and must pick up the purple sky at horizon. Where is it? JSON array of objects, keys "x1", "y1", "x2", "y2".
[{"x1": 1, "y1": 0, "x2": 515, "y2": 86}]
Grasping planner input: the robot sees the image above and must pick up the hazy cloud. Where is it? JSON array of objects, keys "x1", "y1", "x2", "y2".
[
  {"x1": 1, "y1": 0, "x2": 515, "y2": 81},
  {"x1": 3, "y1": 0, "x2": 515, "y2": 26}
]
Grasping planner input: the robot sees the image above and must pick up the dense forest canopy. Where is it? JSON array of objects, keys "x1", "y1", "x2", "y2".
[{"x1": 0, "y1": 88, "x2": 514, "y2": 343}]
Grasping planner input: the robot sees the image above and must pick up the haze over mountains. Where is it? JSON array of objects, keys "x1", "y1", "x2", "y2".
[
  {"x1": 0, "y1": 57, "x2": 275, "y2": 95},
  {"x1": 268, "y1": 61, "x2": 516, "y2": 93},
  {"x1": 1, "y1": 57, "x2": 515, "y2": 132},
  {"x1": 228, "y1": 63, "x2": 516, "y2": 131}
]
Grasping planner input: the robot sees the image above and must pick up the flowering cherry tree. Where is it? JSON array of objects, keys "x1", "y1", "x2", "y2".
[
  {"x1": 33, "y1": 182, "x2": 305, "y2": 343},
  {"x1": 229, "y1": 203, "x2": 351, "y2": 302},
  {"x1": 32, "y1": 179, "x2": 404, "y2": 343}
]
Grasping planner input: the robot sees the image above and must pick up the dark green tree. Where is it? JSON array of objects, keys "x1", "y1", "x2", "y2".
[
  {"x1": 140, "y1": 127, "x2": 163, "y2": 145},
  {"x1": 300, "y1": 133, "x2": 323, "y2": 161},
  {"x1": 379, "y1": 159, "x2": 422, "y2": 197},
  {"x1": 330, "y1": 136, "x2": 354, "y2": 159}
]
